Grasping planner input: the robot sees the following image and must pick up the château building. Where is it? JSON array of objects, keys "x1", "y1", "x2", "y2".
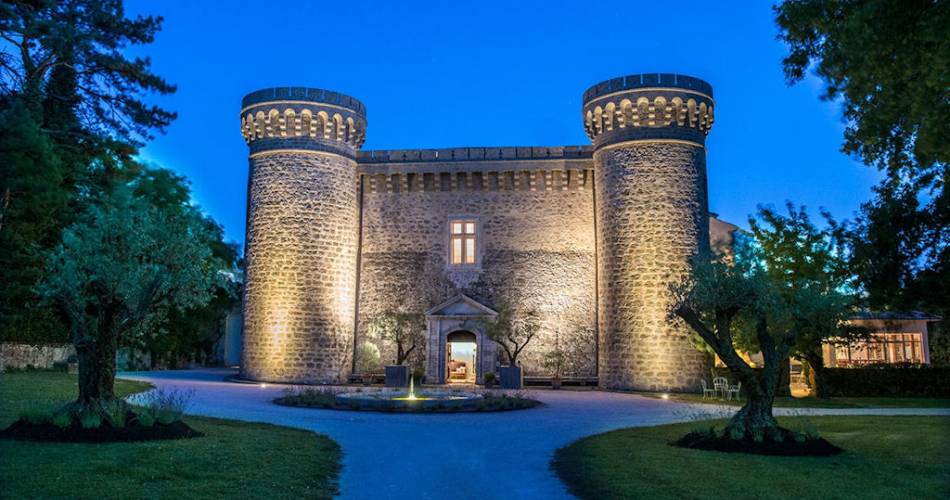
[{"x1": 238, "y1": 73, "x2": 738, "y2": 392}]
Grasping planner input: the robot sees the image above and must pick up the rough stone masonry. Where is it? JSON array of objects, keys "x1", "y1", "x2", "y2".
[{"x1": 239, "y1": 73, "x2": 734, "y2": 392}]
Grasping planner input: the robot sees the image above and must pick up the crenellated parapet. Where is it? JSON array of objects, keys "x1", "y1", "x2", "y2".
[
  {"x1": 360, "y1": 168, "x2": 595, "y2": 194},
  {"x1": 240, "y1": 87, "x2": 367, "y2": 157},
  {"x1": 582, "y1": 73, "x2": 714, "y2": 149}
]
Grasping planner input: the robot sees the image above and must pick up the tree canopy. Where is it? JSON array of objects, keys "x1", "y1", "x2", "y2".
[
  {"x1": 776, "y1": 0, "x2": 949, "y2": 179},
  {"x1": 479, "y1": 303, "x2": 541, "y2": 366},
  {"x1": 776, "y1": 0, "x2": 949, "y2": 363},
  {"x1": 367, "y1": 311, "x2": 425, "y2": 366},
  {"x1": 0, "y1": 0, "x2": 176, "y2": 144},
  {"x1": 38, "y1": 186, "x2": 221, "y2": 408},
  {"x1": 671, "y1": 204, "x2": 854, "y2": 435}
]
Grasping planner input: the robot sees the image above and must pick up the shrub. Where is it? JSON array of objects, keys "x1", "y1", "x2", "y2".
[
  {"x1": 820, "y1": 366, "x2": 950, "y2": 397},
  {"x1": 52, "y1": 412, "x2": 72, "y2": 429},
  {"x1": 139, "y1": 388, "x2": 194, "y2": 424},
  {"x1": 729, "y1": 426, "x2": 744, "y2": 441},
  {"x1": 79, "y1": 410, "x2": 102, "y2": 429},
  {"x1": 101, "y1": 400, "x2": 128, "y2": 428},
  {"x1": 767, "y1": 427, "x2": 785, "y2": 443},
  {"x1": 789, "y1": 418, "x2": 821, "y2": 440},
  {"x1": 135, "y1": 409, "x2": 155, "y2": 427},
  {"x1": 20, "y1": 409, "x2": 51, "y2": 425}
]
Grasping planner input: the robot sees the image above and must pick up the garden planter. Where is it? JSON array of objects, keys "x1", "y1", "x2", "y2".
[
  {"x1": 499, "y1": 366, "x2": 523, "y2": 389},
  {"x1": 385, "y1": 365, "x2": 409, "y2": 387},
  {"x1": 551, "y1": 376, "x2": 562, "y2": 390}
]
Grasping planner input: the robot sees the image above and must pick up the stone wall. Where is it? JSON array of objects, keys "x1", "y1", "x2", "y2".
[
  {"x1": 594, "y1": 143, "x2": 710, "y2": 391},
  {"x1": 0, "y1": 342, "x2": 74, "y2": 372},
  {"x1": 242, "y1": 151, "x2": 359, "y2": 383},
  {"x1": 356, "y1": 159, "x2": 598, "y2": 377}
]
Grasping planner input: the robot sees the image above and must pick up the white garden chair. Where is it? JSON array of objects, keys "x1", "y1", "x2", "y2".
[
  {"x1": 712, "y1": 376, "x2": 728, "y2": 398},
  {"x1": 701, "y1": 379, "x2": 717, "y2": 399},
  {"x1": 726, "y1": 381, "x2": 742, "y2": 401}
]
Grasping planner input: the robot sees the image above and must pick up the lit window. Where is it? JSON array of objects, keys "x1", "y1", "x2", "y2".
[
  {"x1": 450, "y1": 220, "x2": 477, "y2": 265},
  {"x1": 832, "y1": 333, "x2": 924, "y2": 366}
]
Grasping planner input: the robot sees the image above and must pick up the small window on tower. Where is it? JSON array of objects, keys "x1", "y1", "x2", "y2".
[{"x1": 450, "y1": 219, "x2": 477, "y2": 265}]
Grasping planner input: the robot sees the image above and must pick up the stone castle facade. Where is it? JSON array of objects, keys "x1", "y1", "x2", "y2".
[{"x1": 239, "y1": 73, "x2": 732, "y2": 392}]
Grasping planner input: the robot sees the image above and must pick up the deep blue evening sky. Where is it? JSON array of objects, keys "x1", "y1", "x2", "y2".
[{"x1": 127, "y1": 0, "x2": 881, "y2": 248}]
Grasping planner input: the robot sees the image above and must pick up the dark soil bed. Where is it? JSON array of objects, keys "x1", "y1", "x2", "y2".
[
  {"x1": 672, "y1": 427, "x2": 843, "y2": 456},
  {"x1": 0, "y1": 419, "x2": 203, "y2": 443}
]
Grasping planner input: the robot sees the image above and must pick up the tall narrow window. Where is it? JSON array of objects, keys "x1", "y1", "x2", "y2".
[{"x1": 450, "y1": 220, "x2": 477, "y2": 265}]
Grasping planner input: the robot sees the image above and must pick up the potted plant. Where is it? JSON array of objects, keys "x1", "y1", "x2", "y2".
[
  {"x1": 483, "y1": 371, "x2": 497, "y2": 388},
  {"x1": 479, "y1": 303, "x2": 540, "y2": 389},
  {"x1": 542, "y1": 346, "x2": 565, "y2": 390},
  {"x1": 354, "y1": 341, "x2": 381, "y2": 386},
  {"x1": 368, "y1": 311, "x2": 424, "y2": 387}
]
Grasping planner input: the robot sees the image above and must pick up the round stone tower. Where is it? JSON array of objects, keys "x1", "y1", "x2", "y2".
[
  {"x1": 239, "y1": 87, "x2": 366, "y2": 383},
  {"x1": 582, "y1": 73, "x2": 714, "y2": 391}
]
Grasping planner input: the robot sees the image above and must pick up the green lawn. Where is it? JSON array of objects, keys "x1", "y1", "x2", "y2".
[
  {"x1": 638, "y1": 391, "x2": 950, "y2": 408},
  {"x1": 553, "y1": 416, "x2": 950, "y2": 499},
  {"x1": 0, "y1": 371, "x2": 341, "y2": 499}
]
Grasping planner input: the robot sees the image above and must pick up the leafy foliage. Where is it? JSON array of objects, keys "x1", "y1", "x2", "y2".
[
  {"x1": 39, "y1": 187, "x2": 219, "y2": 341},
  {"x1": 0, "y1": 0, "x2": 176, "y2": 145},
  {"x1": 670, "y1": 205, "x2": 854, "y2": 436},
  {"x1": 747, "y1": 203, "x2": 864, "y2": 393},
  {"x1": 775, "y1": 0, "x2": 948, "y2": 178},
  {"x1": 354, "y1": 341, "x2": 382, "y2": 374},
  {"x1": 0, "y1": 1, "x2": 185, "y2": 344},
  {"x1": 478, "y1": 303, "x2": 540, "y2": 366},
  {"x1": 37, "y1": 186, "x2": 221, "y2": 403},
  {"x1": 776, "y1": 0, "x2": 949, "y2": 351},
  {"x1": 137, "y1": 387, "x2": 194, "y2": 424},
  {"x1": 844, "y1": 182, "x2": 949, "y2": 356},
  {"x1": 129, "y1": 168, "x2": 240, "y2": 368},
  {"x1": 366, "y1": 311, "x2": 425, "y2": 365},
  {"x1": 0, "y1": 99, "x2": 70, "y2": 341}
]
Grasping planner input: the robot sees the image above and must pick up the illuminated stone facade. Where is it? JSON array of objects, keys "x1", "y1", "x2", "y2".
[{"x1": 240, "y1": 73, "x2": 725, "y2": 391}]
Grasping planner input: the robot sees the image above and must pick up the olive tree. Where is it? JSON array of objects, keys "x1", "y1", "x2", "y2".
[
  {"x1": 366, "y1": 311, "x2": 425, "y2": 366},
  {"x1": 37, "y1": 187, "x2": 219, "y2": 418},
  {"x1": 479, "y1": 303, "x2": 540, "y2": 367},
  {"x1": 669, "y1": 245, "x2": 852, "y2": 438}
]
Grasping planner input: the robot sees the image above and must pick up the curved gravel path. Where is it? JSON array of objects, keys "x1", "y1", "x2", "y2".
[{"x1": 121, "y1": 369, "x2": 950, "y2": 499}]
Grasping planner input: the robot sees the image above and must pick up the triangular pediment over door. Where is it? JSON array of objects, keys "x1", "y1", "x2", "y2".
[{"x1": 425, "y1": 294, "x2": 498, "y2": 318}]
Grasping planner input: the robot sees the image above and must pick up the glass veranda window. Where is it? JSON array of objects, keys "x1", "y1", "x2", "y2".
[{"x1": 450, "y1": 220, "x2": 476, "y2": 265}]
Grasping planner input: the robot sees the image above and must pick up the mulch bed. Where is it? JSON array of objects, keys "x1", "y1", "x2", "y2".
[
  {"x1": 672, "y1": 427, "x2": 843, "y2": 456},
  {"x1": 0, "y1": 419, "x2": 203, "y2": 444}
]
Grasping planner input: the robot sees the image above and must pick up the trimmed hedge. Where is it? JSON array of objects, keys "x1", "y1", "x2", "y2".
[{"x1": 820, "y1": 365, "x2": 950, "y2": 397}]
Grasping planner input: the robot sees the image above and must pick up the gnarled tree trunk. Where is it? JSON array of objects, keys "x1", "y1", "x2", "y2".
[
  {"x1": 62, "y1": 299, "x2": 126, "y2": 419},
  {"x1": 76, "y1": 331, "x2": 118, "y2": 404},
  {"x1": 723, "y1": 363, "x2": 779, "y2": 437},
  {"x1": 723, "y1": 317, "x2": 790, "y2": 438},
  {"x1": 802, "y1": 351, "x2": 828, "y2": 398}
]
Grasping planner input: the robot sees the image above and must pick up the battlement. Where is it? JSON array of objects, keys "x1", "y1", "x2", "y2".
[
  {"x1": 241, "y1": 87, "x2": 366, "y2": 116},
  {"x1": 581, "y1": 73, "x2": 715, "y2": 148},
  {"x1": 240, "y1": 87, "x2": 367, "y2": 154},
  {"x1": 582, "y1": 73, "x2": 712, "y2": 104},
  {"x1": 358, "y1": 146, "x2": 592, "y2": 164}
]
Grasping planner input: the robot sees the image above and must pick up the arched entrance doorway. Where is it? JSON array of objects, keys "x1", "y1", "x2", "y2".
[
  {"x1": 424, "y1": 294, "x2": 498, "y2": 384},
  {"x1": 446, "y1": 331, "x2": 477, "y2": 383}
]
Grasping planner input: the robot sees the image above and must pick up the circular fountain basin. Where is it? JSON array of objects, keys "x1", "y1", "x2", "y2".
[{"x1": 335, "y1": 389, "x2": 483, "y2": 411}]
